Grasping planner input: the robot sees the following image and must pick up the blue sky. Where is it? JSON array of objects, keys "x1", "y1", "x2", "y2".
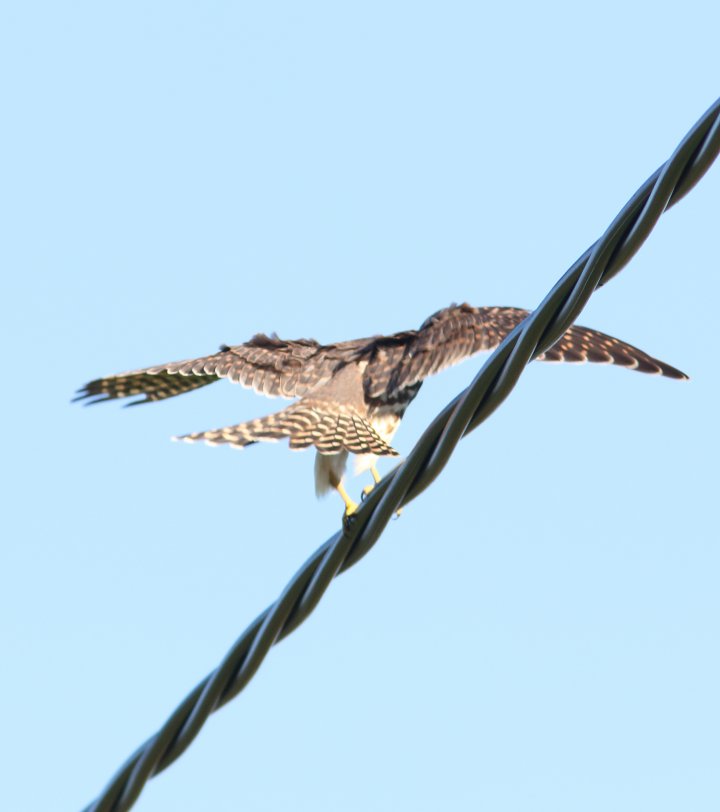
[{"x1": 2, "y1": 3, "x2": 719, "y2": 811}]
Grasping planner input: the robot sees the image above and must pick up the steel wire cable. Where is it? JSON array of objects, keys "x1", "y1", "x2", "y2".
[{"x1": 82, "y1": 97, "x2": 720, "y2": 812}]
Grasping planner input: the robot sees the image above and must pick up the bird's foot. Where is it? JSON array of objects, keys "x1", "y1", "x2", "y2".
[
  {"x1": 342, "y1": 501, "x2": 360, "y2": 531},
  {"x1": 360, "y1": 464, "x2": 383, "y2": 501}
]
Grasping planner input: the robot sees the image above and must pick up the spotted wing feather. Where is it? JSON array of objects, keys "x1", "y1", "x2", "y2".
[
  {"x1": 75, "y1": 334, "x2": 366, "y2": 406},
  {"x1": 74, "y1": 369, "x2": 218, "y2": 406},
  {"x1": 536, "y1": 323, "x2": 687, "y2": 376},
  {"x1": 365, "y1": 304, "x2": 686, "y2": 399}
]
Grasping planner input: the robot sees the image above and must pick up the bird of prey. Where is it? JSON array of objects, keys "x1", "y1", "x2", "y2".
[{"x1": 76, "y1": 304, "x2": 687, "y2": 514}]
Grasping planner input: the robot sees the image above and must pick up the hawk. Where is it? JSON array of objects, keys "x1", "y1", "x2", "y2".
[{"x1": 76, "y1": 304, "x2": 687, "y2": 514}]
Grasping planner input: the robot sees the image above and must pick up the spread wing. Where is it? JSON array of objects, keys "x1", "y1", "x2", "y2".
[
  {"x1": 74, "y1": 333, "x2": 366, "y2": 406},
  {"x1": 364, "y1": 303, "x2": 687, "y2": 399},
  {"x1": 76, "y1": 305, "x2": 687, "y2": 408}
]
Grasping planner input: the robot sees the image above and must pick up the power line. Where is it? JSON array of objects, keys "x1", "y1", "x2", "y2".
[{"x1": 82, "y1": 96, "x2": 720, "y2": 812}]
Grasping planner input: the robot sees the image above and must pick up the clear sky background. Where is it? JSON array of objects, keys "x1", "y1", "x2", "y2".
[{"x1": 2, "y1": 3, "x2": 719, "y2": 811}]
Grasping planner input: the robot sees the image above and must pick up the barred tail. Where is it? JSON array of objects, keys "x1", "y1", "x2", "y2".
[{"x1": 174, "y1": 399, "x2": 399, "y2": 456}]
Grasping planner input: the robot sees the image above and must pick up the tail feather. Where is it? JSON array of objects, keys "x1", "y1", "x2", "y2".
[{"x1": 174, "y1": 399, "x2": 399, "y2": 457}]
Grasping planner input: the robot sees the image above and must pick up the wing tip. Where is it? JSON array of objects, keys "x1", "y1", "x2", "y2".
[
  {"x1": 72, "y1": 390, "x2": 112, "y2": 407},
  {"x1": 171, "y1": 433, "x2": 256, "y2": 449},
  {"x1": 172, "y1": 434, "x2": 196, "y2": 444},
  {"x1": 661, "y1": 365, "x2": 689, "y2": 381}
]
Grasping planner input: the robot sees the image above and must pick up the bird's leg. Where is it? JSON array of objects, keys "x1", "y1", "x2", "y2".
[
  {"x1": 362, "y1": 465, "x2": 383, "y2": 499},
  {"x1": 336, "y1": 481, "x2": 359, "y2": 516},
  {"x1": 325, "y1": 463, "x2": 358, "y2": 517}
]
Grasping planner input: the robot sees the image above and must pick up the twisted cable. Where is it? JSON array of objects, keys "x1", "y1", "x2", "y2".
[{"x1": 83, "y1": 97, "x2": 720, "y2": 812}]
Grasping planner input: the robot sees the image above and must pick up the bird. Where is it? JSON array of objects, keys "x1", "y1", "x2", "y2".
[{"x1": 75, "y1": 303, "x2": 687, "y2": 514}]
